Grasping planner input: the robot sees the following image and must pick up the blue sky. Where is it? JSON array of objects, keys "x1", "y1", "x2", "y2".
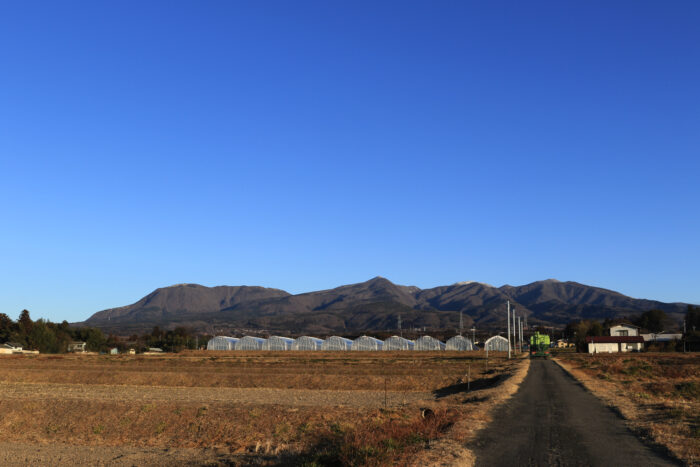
[{"x1": 1, "y1": 1, "x2": 698, "y2": 323}]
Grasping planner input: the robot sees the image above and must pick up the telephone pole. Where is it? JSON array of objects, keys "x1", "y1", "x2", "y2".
[{"x1": 507, "y1": 301, "x2": 512, "y2": 359}]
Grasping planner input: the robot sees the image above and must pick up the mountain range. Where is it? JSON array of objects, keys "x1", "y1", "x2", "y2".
[{"x1": 81, "y1": 277, "x2": 692, "y2": 335}]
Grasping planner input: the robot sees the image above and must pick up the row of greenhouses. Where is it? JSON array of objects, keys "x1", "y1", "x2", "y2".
[{"x1": 207, "y1": 334, "x2": 511, "y2": 351}]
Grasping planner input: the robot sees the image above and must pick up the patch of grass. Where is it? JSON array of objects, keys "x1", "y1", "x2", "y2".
[{"x1": 676, "y1": 382, "x2": 700, "y2": 400}]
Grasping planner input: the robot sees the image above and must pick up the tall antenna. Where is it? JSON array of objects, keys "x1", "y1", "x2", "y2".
[
  {"x1": 459, "y1": 311, "x2": 463, "y2": 336},
  {"x1": 398, "y1": 314, "x2": 402, "y2": 337}
]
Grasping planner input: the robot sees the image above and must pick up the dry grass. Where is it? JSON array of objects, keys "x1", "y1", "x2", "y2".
[
  {"x1": 554, "y1": 353, "x2": 700, "y2": 466},
  {"x1": 0, "y1": 351, "x2": 526, "y2": 465}
]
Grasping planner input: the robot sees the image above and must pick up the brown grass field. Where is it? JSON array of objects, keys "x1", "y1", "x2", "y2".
[
  {"x1": 554, "y1": 352, "x2": 700, "y2": 465},
  {"x1": 0, "y1": 351, "x2": 529, "y2": 466}
]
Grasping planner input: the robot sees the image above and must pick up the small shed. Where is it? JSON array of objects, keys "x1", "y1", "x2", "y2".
[
  {"x1": 445, "y1": 335, "x2": 474, "y2": 351},
  {"x1": 414, "y1": 336, "x2": 446, "y2": 351},
  {"x1": 109, "y1": 348, "x2": 119, "y2": 355},
  {"x1": 352, "y1": 335, "x2": 384, "y2": 351},
  {"x1": 321, "y1": 336, "x2": 353, "y2": 351},
  {"x1": 383, "y1": 336, "x2": 414, "y2": 351},
  {"x1": 207, "y1": 336, "x2": 239, "y2": 351},
  {"x1": 292, "y1": 336, "x2": 324, "y2": 350},
  {"x1": 68, "y1": 341, "x2": 87, "y2": 353},
  {"x1": 484, "y1": 336, "x2": 510, "y2": 352},
  {"x1": 262, "y1": 336, "x2": 295, "y2": 351},
  {"x1": 235, "y1": 336, "x2": 266, "y2": 351}
]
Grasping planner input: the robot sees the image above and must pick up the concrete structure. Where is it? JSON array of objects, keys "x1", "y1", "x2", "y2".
[{"x1": 586, "y1": 336, "x2": 644, "y2": 353}]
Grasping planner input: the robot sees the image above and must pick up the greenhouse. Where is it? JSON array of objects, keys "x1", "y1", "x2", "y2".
[
  {"x1": 321, "y1": 336, "x2": 353, "y2": 351},
  {"x1": 383, "y1": 336, "x2": 414, "y2": 351},
  {"x1": 262, "y1": 336, "x2": 295, "y2": 351},
  {"x1": 484, "y1": 335, "x2": 510, "y2": 352},
  {"x1": 352, "y1": 335, "x2": 384, "y2": 351},
  {"x1": 445, "y1": 335, "x2": 474, "y2": 351},
  {"x1": 235, "y1": 336, "x2": 266, "y2": 350},
  {"x1": 206, "y1": 336, "x2": 239, "y2": 351},
  {"x1": 414, "y1": 335, "x2": 446, "y2": 351},
  {"x1": 292, "y1": 336, "x2": 324, "y2": 350}
]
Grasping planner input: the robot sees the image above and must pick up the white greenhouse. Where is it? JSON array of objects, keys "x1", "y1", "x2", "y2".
[
  {"x1": 414, "y1": 335, "x2": 446, "y2": 351},
  {"x1": 321, "y1": 336, "x2": 353, "y2": 351},
  {"x1": 206, "y1": 336, "x2": 239, "y2": 351},
  {"x1": 484, "y1": 335, "x2": 510, "y2": 352},
  {"x1": 235, "y1": 336, "x2": 266, "y2": 350},
  {"x1": 262, "y1": 336, "x2": 295, "y2": 351},
  {"x1": 352, "y1": 335, "x2": 384, "y2": 351},
  {"x1": 445, "y1": 335, "x2": 474, "y2": 351},
  {"x1": 383, "y1": 336, "x2": 414, "y2": 351},
  {"x1": 292, "y1": 336, "x2": 324, "y2": 350}
]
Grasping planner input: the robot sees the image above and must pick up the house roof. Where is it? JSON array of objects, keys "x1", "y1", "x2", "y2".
[
  {"x1": 586, "y1": 336, "x2": 644, "y2": 344},
  {"x1": 2, "y1": 342, "x2": 22, "y2": 349}
]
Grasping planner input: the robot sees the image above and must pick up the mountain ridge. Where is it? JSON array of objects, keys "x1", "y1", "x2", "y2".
[{"x1": 80, "y1": 277, "x2": 693, "y2": 335}]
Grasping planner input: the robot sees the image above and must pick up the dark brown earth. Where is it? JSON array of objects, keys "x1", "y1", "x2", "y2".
[{"x1": 472, "y1": 359, "x2": 679, "y2": 467}]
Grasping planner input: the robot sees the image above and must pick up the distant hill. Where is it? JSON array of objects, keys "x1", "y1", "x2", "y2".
[{"x1": 80, "y1": 277, "x2": 692, "y2": 335}]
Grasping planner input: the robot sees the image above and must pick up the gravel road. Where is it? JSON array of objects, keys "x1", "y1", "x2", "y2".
[{"x1": 473, "y1": 359, "x2": 678, "y2": 467}]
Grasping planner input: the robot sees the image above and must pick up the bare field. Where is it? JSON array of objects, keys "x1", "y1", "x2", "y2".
[
  {"x1": 554, "y1": 353, "x2": 700, "y2": 465},
  {"x1": 0, "y1": 351, "x2": 527, "y2": 466}
]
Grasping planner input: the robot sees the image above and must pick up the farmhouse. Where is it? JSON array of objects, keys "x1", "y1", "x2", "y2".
[{"x1": 586, "y1": 336, "x2": 644, "y2": 353}]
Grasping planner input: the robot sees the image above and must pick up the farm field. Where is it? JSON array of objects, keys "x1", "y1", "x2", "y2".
[
  {"x1": 0, "y1": 351, "x2": 528, "y2": 466},
  {"x1": 554, "y1": 353, "x2": 700, "y2": 465}
]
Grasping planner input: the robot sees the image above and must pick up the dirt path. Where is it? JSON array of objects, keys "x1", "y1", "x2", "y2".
[
  {"x1": 0, "y1": 381, "x2": 432, "y2": 408},
  {"x1": 472, "y1": 359, "x2": 678, "y2": 467}
]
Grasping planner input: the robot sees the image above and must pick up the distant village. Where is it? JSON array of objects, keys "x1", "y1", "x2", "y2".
[{"x1": 1, "y1": 306, "x2": 699, "y2": 355}]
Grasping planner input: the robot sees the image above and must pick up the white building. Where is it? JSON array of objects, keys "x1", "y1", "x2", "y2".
[
  {"x1": 587, "y1": 336, "x2": 644, "y2": 353},
  {"x1": 609, "y1": 323, "x2": 640, "y2": 337}
]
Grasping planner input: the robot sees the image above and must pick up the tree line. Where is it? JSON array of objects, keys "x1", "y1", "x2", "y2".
[{"x1": 0, "y1": 310, "x2": 208, "y2": 353}]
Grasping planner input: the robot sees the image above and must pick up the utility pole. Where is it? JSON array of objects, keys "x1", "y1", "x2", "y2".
[
  {"x1": 512, "y1": 308, "x2": 517, "y2": 353},
  {"x1": 398, "y1": 314, "x2": 402, "y2": 338},
  {"x1": 507, "y1": 301, "x2": 512, "y2": 359},
  {"x1": 459, "y1": 311, "x2": 463, "y2": 336},
  {"x1": 520, "y1": 317, "x2": 524, "y2": 353},
  {"x1": 471, "y1": 327, "x2": 476, "y2": 347},
  {"x1": 517, "y1": 316, "x2": 521, "y2": 353}
]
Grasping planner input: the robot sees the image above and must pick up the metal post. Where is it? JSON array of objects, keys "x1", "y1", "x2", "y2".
[{"x1": 507, "y1": 301, "x2": 511, "y2": 359}]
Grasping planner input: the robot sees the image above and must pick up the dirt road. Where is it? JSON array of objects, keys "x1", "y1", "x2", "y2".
[{"x1": 473, "y1": 359, "x2": 678, "y2": 467}]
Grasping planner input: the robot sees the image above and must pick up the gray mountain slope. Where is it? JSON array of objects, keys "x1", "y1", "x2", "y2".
[{"x1": 81, "y1": 277, "x2": 692, "y2": 334}]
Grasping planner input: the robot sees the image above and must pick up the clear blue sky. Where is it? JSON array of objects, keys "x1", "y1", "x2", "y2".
[{"x1": 1, "y1": 1, "x2": 698, "y2": 323}]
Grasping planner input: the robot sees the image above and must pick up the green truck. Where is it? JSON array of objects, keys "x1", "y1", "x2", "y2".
[{"x1": 529, "y1": 332, "x2": 551, "y2": 358}]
